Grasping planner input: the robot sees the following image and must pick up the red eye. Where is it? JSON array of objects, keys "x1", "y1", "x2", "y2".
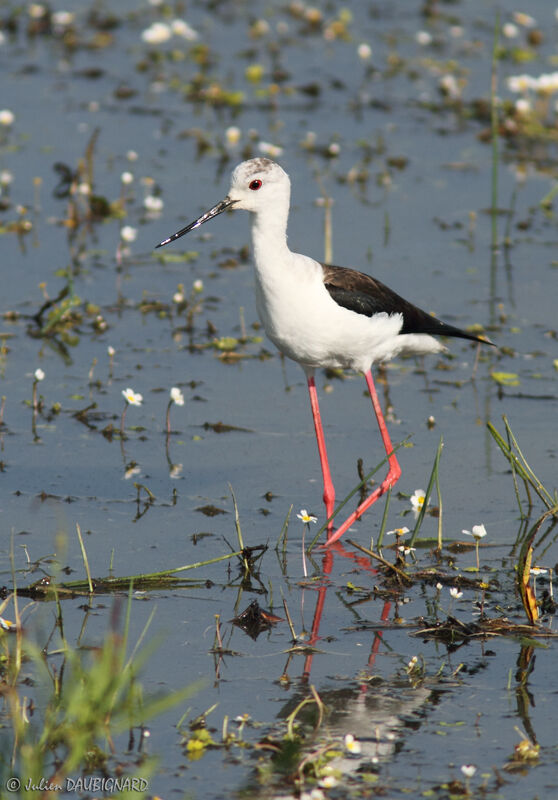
[{"x1": 249, "y1": 179, "x2": 262, "y2": 191}]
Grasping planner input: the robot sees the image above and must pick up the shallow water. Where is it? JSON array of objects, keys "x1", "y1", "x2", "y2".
[{"x1": 0, "y1": 1, "x2": 557, "y2": 797}]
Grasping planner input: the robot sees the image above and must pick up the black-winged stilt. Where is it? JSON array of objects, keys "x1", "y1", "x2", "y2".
[{"x1": 156, "y1": 158, "x2": 492, "y2": 546}]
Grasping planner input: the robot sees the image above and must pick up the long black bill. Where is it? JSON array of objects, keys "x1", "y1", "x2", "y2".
[{"x1": 155, "y1": 197, "x2": 236, "y2": 248}]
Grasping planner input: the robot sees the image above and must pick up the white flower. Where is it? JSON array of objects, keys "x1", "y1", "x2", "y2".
[
  {"x1": 386, "y1": 526, "x2": 410, "y2": 536},
  {"x1": 258, "y1": 141, "x2": 283, "y2": 158},
  {"x1": 302, "y1": 131, "x2": 317, "y2": 148},
  {"x1": 0, "y1": 110, "x2": 15, "y2": 126},
  {"x1": 121, "y1": 171, "x2": 134, "y2": 185},
  {"x1": 193, "y1": 279, "x2": 204, "y2": 292},
  {"x1": 344, "y1": 733, "x2": 361, "y2": 754},
  {"x1": 28, "y1": 4, "x2": 46, "y2": 18},
  {"x1": 410, "y1": 490, "x2": 426, "y2": 514},
  {"x1": 327, "y1": 142, "x2": 340, "y2": 156},
  {"x1": 107, "y1": 345, "x2": 115, "y2": 356},
  {"x1": 122, "y1": 388, "x2": 143, "y2": 406},
  {"x1": 535, "y1": 72, "x2": 558, "y2": 95},
  {"x1": 415, "y1": 30, "x2": 432, "y2": 46},
  {"x1": 515, "y1": 98, "x2": 531, "y2": 115},
  {"x1": 436, "y1": 582, "x2": 442, "y2": 591},
  {"x1": 0, "y1": 170, "x2": 13, "y2": 186},
  {"x1": 141, "y1": 22, "x2": 172, "y2": 45},
  {"x1": 171, "y1": 19, "x2": 199, "y2": 40},
  {"x1": 120, "y1": 225, "x2": 137, "y2": 242},
  {"x1": 502, "y1": 22, "x2": 519, "y2": 38},
  {"x1": 357, "y1": 43, "x2": 372, "y2": 60},
  {"x1": 170, "y1": 387, "x2": 185, "y2": 406},
  {"x1": 398, "y1": 546, "x2": 416, "y2": 556},
  {"x1": 225, "y1": 126, "x2": 241, "y2": 145},
  {"x1": 173, "y1": 291, "x2": 185, "y2": 304},
  {"x1": 52, "y1": 11, "x2": 74, "y2": 28},
  {"x1": 127, "y1": 150, "x2": 139, "y2": 162},
  {"x1": 530, "y1": 567, "x2": 547, "y2": 576},
  {"x1": 144, "y1": 195, "x2": 164, "y2": 212},
  {"x1": 507, "y1": 74, "x2": 537, "y2": 93},
  {"x1": 439, "y1": 74, "x2": 460, "y2": 99},
  {"x1": 407, "y1": 655, "x2": 419, "y2": 669},
  {"x1": 34, "y1": 368, "x2": 45, "y2": 381},
  {"x1": 449, "y1": 587, "x2": 463, "y2": 600},
  {"x1": 77, "y1": 182, "x2": 91, "y2": 195},
  {"x1": 461, "y1": 764, "x2": 477, "y2": 778},
  {"x1": 462, "y1": 524, "x2": 487, "y2": 541},
  {"x1": 319, "y1": 775, "x2": 338, "y2": 789},
  {"x1": 297, "y1": 509, "x2": 317, "y2": 524},
  {"x1": 512, "y1": 12, "x2": 535, "y2": 28}
]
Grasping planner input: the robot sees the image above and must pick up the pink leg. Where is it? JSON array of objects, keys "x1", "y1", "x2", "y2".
[
  {"x1": 307, "y1": 375, "x2": 335, "y2": 532},
  {"x1": 323, "y1": 368, "x2": 401, "y2": 547}
]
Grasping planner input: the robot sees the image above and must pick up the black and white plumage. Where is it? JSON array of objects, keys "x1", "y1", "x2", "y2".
[{"x1": 156, "y1": 158, "x2": 492, "y2": 546}]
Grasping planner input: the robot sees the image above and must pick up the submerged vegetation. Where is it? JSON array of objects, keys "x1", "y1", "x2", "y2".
[{"x1": 0, "y1": 1, "x2": 556, "y2": 798}]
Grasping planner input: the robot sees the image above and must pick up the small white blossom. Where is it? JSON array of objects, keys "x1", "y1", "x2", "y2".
[
  {"x1": 297, "y1": 509, "x2": 317, "y2": 524},
  {"x1": 462, "y1": 524, "x2": 487, "y2": 541},
  {"x1": 415, "y1": 30, "x2": 432, "y2": 46},
  {"x1": 193, "y1": 279, "x2": 204, "y2": 292},
  {"x1": 120, "y1": 225, "x2": 137, "y2": 242},
  {"x1": 357, "y1": 43, "x2": 372, "y2": 60},
  {"x1": 439, "y1": 74, "x2": 460, "y2": 99},
  {"x1": 512, "y1": 12, "x2": 535, "y2": 27},
  {"x1": 170, "y1": 387, "x2": 185, "y2": 406},
  {"x1": 507, "y1": 74, "x2": 538, "y2": 93},
  {"x1": 386, "y1": 526, "x2": 410, "y2": 537},
  {"x1": 225, "y1": 126, "x2": 242, "y2": 145},
  {"x1": 141, "y1": 22, "x2": 172, "y2": 44},
  {"x1": 258, "y1": 141, "x2": 283, "y2": 158},
  {"x1": 144, "y1": 195, "x2": 164, "y2": 212},
  {"x1": 319, "y1": 775, "x2": 338, "y2": 789},
  {"x1": 410, "y1": 490, "x2": 426, "y2": 514},
  {"x1": 121, "y1": 171, "x2": 134, "y2": 185},
  {"x1": 515, "y1": 98, "x2": 531, "y2": 115},
  {"x1": 344, "y1": 733, "x2": 362, "y2": 754},
  {"x1": 28, "y1": 4, "x2": 47, "y2": 18},
  {"x1": 530, "y1": 567, "x2": 547, "y2": 576},
  {"x1": 52, "y1": 11, "x2": 74, "y2": 28},
  {"x1": 171, "y1": 19, "x2": 199, "y2": 40},
  {"x1": 34, "y1": 368, "x2": 45, "y2": 381},
  {"x1": 502, "y1": 22, "x2": 519, "y2": 38},
  {"x1": 0, "y1": 110, "x2": 15, "y2": 126},
  {"x1": 449, "y1": 587, "x2": 463, "y2": 600},
  {"x1": 122, "y1": 388, "x2": 143, "y2": 406},
  {"x1": 461, "y1": 764, "x2": 477, "y2": 778}
]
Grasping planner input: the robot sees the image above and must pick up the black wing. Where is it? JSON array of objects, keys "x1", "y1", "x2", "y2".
[{"x1": 322, "y1": 264, "x2": 491, "y2": 345}]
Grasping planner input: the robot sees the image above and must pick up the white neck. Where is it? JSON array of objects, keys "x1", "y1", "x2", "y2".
[{"x1": 250, "y1": 201, "x2": 291, "y2": 273}]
